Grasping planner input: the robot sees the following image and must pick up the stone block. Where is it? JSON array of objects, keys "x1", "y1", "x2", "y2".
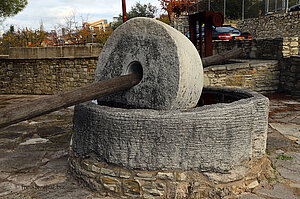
[
  {"x1": 100, "y1": 167, "x2": 118, "y2": 177},
  {"x1": 135, "y1": 173, "x2": 156, "y2": 181},
  {"x1": 123, "y1": 179, "x2": 141, "y2": 196},
  {"x1": 120, "y1": 170, "x2": 131, "y2": 179},
  {"x1": 226, "y1": 63, "x2": 249, "y2": 70},
  {"x1": 291, "y1": 65, "x2": 300, "y2": 73},
  {"x1": 101, "y1": 176, "x2": 121, "y2": 193},
  {"x1": 290, "y1": 42, "x2": 298, "y2": 47},
  {"x1": 176, "y1": 172, "x2": 187, "y2": 181},
  {"x1": 211, "y1": 66, "x2": 226, "y2": 71},
  {"x1": 157, "y1": 172, "x2": 174, "y2": 180},
  {"x1": 91, "y1": 165, "x2": 101, "y2": 173},
  {"x1": 81, "y1": 160, "x2": 92, "y2": 171},
  {"x1": 143, "y1": 187, "x2": 164, "y2": 198}
]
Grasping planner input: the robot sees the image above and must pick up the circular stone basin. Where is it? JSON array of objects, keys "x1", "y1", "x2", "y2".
[{"x1": 71, "y1": 87, "x2": 269, "y2": 191}]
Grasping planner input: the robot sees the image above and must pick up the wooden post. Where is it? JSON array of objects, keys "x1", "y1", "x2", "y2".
[{"x1": 122, "y1": 0, "x2": 127, "y2": 22}]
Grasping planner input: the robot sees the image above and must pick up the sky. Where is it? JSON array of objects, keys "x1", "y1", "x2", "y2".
[{"x1": 1, "y1": 0, "x2": 163, "y2": 33}]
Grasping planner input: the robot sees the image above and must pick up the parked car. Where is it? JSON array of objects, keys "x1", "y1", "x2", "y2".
[
  {"x1": 213, "y1": 26, "x2": 252, "y2": 40},
  {"x1": 186, "y1": 26, "x2": 251, "y2": 40},
  {"x1": 240, "y1": 32, "x2": 252, "y2": 40},
  {"x1": 288, "y1": 4, "x2": 300, "y2": 12}
]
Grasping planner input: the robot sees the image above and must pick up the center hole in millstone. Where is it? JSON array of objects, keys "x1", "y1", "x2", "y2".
[{"x1": 126, "y1": 61, "x2": 143, "y2": 80}]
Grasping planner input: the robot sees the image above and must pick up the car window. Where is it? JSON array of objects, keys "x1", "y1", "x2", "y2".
[{"x1": 215, "y1": 27, "x2": 231, "y2": 33}]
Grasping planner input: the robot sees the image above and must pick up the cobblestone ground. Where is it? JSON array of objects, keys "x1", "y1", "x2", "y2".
[{"x1": 0, "y1": 94, "x2": 299, "y2": 199}]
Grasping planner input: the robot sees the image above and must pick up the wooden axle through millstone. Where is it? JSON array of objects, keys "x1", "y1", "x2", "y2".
[{"x1": 0, "y1": 73, "x2": 142, "y2": 129}]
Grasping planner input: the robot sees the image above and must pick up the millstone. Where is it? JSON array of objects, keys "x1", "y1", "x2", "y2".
[{"x1": 95, "y1": 17, "x2": 203, "y2": 110}]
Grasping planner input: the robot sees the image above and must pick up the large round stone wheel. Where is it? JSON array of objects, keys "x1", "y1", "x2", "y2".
[{"x1": 95, "y1": 17, "x2": 203, "y2": 110}]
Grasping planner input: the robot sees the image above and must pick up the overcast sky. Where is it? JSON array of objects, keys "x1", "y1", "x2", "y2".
[{"x1": 1, "y1": 0, "x2": 163, "y2": 32}]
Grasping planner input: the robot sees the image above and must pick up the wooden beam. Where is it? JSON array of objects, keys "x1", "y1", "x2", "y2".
[
  {"x1": 0, "y1": 73, "x2": 141, "y2": 129},
  {"x1": 202, "y1": 48, "x2": 243, "y2": 67}
]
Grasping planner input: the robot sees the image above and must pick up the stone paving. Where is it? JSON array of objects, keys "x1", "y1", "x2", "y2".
[{"x1": 0, "y1": 93, "x2": 299, "y2": 199}]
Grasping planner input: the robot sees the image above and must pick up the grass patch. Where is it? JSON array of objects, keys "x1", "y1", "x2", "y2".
[
  {"x1": 270, "y1": 162, "x2": 277, "y2": 172},
  {"x1": 276, "y1": 154, "x2": 293, "y2": 160},
  {"x1": 265, "y1": 175, "x2": 279, "y2": 183}
]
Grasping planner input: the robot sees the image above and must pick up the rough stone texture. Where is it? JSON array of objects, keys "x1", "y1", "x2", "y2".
[
  {"x1": 0, "y1": 57, "x2": 97, "y2": 94},
  {"x1": 204, "y1": 59, "x2": 280, "y2": 94},
  {"x1": 173, "y1": 17, "x2": 189, "y2": 36},
  {"x1": 269, "y1": 123, "x2": 300, "y2": 141},
  {"x1": 72, "y1": 87, "x2": 269, "y2": 177},
  {"x1": 69, "y1": 149, "x2": 268, "y2": 199},
  {"x1": 95, "y1": 17, "x2": 203, "y2": 110},
  {"x1": 279, "y1": 56, "x2": 300, "y2": 96},
  {"x1": 236, "y1": 11, "x2": 300, "y2": 39},
  {"x1": 255, "y1": 183, "x2": 298, "y2": 199},
  {"x1": 7, "y1": 45, "x2": 103, "y2": 59},
  {"x1": 213, "y1": 37, "x2": 299, "y2": 60}
]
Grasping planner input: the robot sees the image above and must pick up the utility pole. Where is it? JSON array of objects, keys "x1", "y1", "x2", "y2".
[
  {"x1": 242, "y1": 0, "x2": 245, "y2": 20},
  {"x1": 208, "y1": 0, "x2": 210, "y2": 10},
  {"x1": 122, "y1": 0, "x2": 127, "y2": 22},
  {"x1": 265, "y1": 0, "x2": 269, "y2": 14},
  {"x1": 282, "y1": 0, "x2": 289, "y2": 13},
  {"x1": 224, "y1": 0, "x2": 226, "y2": 23}
]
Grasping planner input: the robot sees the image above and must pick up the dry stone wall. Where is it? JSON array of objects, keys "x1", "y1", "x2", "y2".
[
  {"x1": 8, "y1": 45, "x2": 102, "y2": 59},
  {"x1": 236, "y1": 11, "x2": 300, "y2": 39},
  {"x1": 69, "y1": 151, "x2": 268, "y2": 198},
  {"x1": 204, "y1": 59, "x2": 280, "y2": 93},
  {"x1": 0, "y1": 58, "x2": 97, "y2": 94},
  {"x1": 0, "y1": 57, "x2": 282, "y2": 95},
  {"x1": 213, "y1": 37, "x2": 299, "y2": 59},
  {"x1": 280, "y1": 56, "x2": 300, "y2": 95}
]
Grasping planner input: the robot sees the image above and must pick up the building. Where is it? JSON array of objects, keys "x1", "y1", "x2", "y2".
[{"x1": 88, "y1": 19, "x2": 109, "y2": 32}]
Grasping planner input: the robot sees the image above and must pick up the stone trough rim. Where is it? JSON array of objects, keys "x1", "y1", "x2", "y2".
[{"x1": 90, "y1": 87, "x2": 265, "y2": 113}]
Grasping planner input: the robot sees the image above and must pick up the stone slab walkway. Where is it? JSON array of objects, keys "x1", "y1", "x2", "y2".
[{"x1": 0, "y1": 93, "x2": 299, "y2": 199}]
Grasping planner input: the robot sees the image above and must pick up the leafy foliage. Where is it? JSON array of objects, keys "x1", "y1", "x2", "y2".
[
  {"x1": 159, "y1": 0, "x2": 198, "y2": 20},
  {"x1": 0, "y1": 0, "x2": 28, "y2": 19},
  {"x1": 0, "y1": 25, "x2": 49, "y2": 48},
  {"x1": 157, "y1": 14, "x2": 171, "y2": 25},
  {"x1": 158, "y1": 0, "x2": 297, "y2": 20},
  {"x1": 128, "y1": 2, "x2": 157, "y2": 18},
  {"x1": 112, "y1": 2, "x2": 157, "y2": 29},
  {"x1": 0, "y1": 24, "x2": 112, "y2": 54}
]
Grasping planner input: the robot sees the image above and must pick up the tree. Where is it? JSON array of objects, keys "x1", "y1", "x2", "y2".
[
  {"x1": 159, "y1": 0, "x2": 198, "y2": 22},
  {"x1": 127, "y1": 2, "x2": 157, "y2": 18},
  {"x1": 0, "y1": 0, "x2": 28, "y2": 21},
  {"x1": 112, "y1": 2, "x2": 157, "y2": 29},
  {"x1": 157, "y1": 14, "x2": 171, "y2": 25}
]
